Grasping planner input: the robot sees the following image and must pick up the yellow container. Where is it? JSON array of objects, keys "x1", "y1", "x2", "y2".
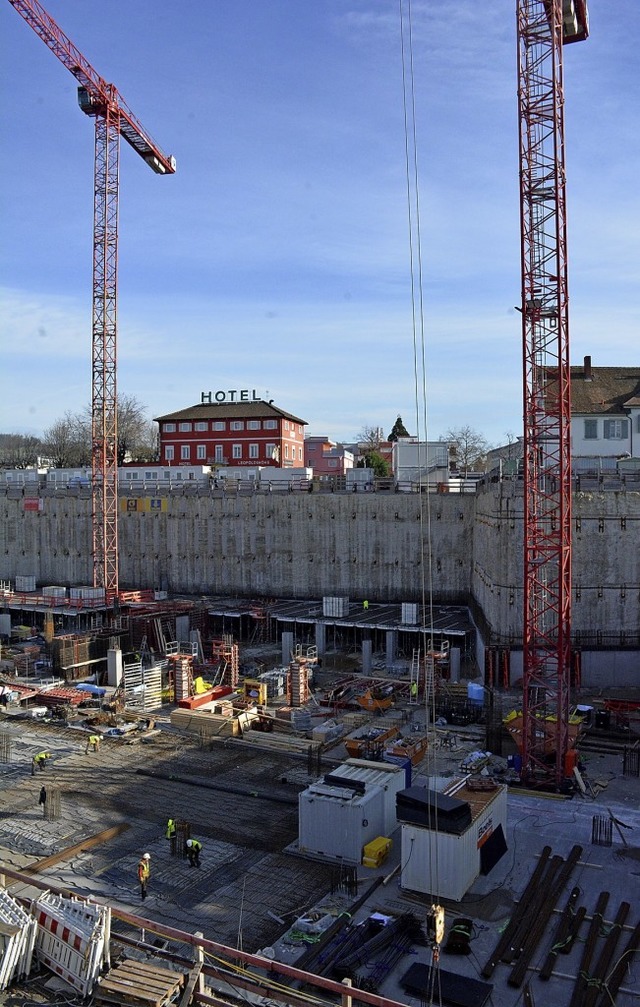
[{"x1": 362, "y1": 836, "x2": 392, "y2": 868}]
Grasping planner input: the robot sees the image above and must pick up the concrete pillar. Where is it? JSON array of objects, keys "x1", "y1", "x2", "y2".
[
  {"x1": 282, "y1": 631, "x2": 294, "y2": 666},
  {"x1": 385, "y1": 630, "x2": 397, "y2": 669},
  {"x1": 314, "y1": 622, "x2": 326, "y2": 657},
  {"x1": 107, "y1": 648, "x2": 123, "y2": 687},
  {"x1": 450, "y1": 647, "x2": 461, "y2": 683},
  {"x1": 362, "y1": 638, "x2": 373, "y2": 676}
]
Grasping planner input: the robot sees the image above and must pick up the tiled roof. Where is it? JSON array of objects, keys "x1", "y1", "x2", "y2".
[
  {"x1": 154, "y1": 402, "x2": 307, "y2": 424},
  {"x1": 570, "y1": 365, "x2": 640, "y2": 416}
]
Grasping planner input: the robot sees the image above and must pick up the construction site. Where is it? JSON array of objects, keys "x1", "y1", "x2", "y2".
[{"x1": 1, "y1": 1, "x2": 639, "y2": 1006}]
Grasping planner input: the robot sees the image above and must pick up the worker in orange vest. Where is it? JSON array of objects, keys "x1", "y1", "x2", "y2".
[{"x1": 137, "y1": 853, "x2": 151, "y2": 899}]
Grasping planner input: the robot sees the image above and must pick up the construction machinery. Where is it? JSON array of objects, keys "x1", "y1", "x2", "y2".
[
  {"x1": 7, "y1": 0, "x2": 175, "y2": 597},
  {"x1": 517, "y1": 0, "x2": 588, "y2": 786}
]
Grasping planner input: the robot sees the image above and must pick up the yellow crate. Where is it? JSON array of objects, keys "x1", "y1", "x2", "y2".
[{"x1": 362, "y1": 836, "x2": 392, "y2": 868}]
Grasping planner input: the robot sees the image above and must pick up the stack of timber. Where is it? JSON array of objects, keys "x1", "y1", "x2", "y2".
[
  {"x1": 170, "y1": 706, "x2": 258, "y2": 738},
  {"x1": 93, "y1": 959, "x2": 185, "y2": 1007}
]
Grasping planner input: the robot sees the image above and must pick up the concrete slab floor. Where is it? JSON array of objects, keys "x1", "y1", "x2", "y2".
[{"x1": 0, "y1": 712, "x2": 639, "y2": 1007}]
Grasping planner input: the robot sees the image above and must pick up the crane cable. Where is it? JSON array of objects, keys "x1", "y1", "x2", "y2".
[{"x1": 399, "y1": 1, "x2": 444, "y2": 1001}]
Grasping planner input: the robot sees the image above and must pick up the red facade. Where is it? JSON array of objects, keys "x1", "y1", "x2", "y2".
[{"x1": 154, "y1": 401, "x2": 307, "y2": 469}]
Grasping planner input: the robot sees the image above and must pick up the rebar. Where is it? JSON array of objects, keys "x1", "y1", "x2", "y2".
[
  {"x1": 0, "y1": 731, "x2": 11, "y2": 763},
  {"x1": 591, "y1": 815, "x2": 613, "y2": 847},
  {"x1": 44, "y1": 786, "x2": 61, "y2": 821}
]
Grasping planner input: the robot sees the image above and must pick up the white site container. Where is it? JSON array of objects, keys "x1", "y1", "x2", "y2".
[
  {"x1": 399, "y1": 784, "x2": 508, "y2": 902},
  {"x1": 15, "y1": 575, "x2": 36, "y2": 593},
  {"x1": 41, "y1": 585, "x2": 67, "y2": 598},
  {"x1": 322, "y1": 596, "x2": 349, "y2": 618},
  {"x1": 401, "y1": 602, "x2": 419, "y2": 625},
  {"x1": 332, "y1": 759, "x2": 407, "y2": 837},
  {"x1": 298, "y1": 780, "x2": 386, "y2": 864},
  {"x1": 69, "y1": 586, "x2": 106, "y2": 602}
]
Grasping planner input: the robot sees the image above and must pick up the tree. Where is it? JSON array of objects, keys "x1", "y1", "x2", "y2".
[
  {"x1": 442, "y1": 425, "x2": 491, "y2": 476},
  {"x1": 42, "y1": 412, "x2": 90, "y2": 468},
  {"x1": 357, "y1": 451, "x2": 390, "y2": 477},
  {"x1": 0, "y1": 433, "x2": 42, "y2": 469},
  {"x1": 388, "y1": 416, "x2": 410, "y2": 442},
  {"x1": 356, "y1": 425, "x2": 384, "y2": 452},
  {"x1": 80, "y1": 394, "x2": 157, "y2": 465}
]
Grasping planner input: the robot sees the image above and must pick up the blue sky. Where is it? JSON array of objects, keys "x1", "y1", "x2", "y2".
[{"x1": 1, "y1": 1, "x2": 638, "y2": 449}]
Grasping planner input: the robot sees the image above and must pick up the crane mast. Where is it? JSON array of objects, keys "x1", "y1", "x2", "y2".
[
  {"x1": 517, "y1": 0, "x2": 588, "y2": 786},
  {"x1": 7, "y1": 0, "x2": 175, "y2": 597}
]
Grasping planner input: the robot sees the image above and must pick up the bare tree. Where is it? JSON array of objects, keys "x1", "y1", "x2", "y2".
[
  {"x1": 356, "y1": 424, "x2": 384, "y2": 452},
  {"x1": 42, "y1": 412, "x2": 89, "y2": 468},
  {"x1": 443, "y1": 425, "x2": 491, "y2": 476},
  {"x1": 80, "y1": 394, "x2": 157, "y2": 464},
  {"x1": 0, "y1": 433, "x2": 42, "y2": 469}
]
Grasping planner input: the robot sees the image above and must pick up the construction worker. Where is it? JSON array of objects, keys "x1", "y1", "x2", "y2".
[
  {"x1": 185, "y1": 838, "x2": 202, "y2": 868},
  {"x1": 137, "y1": 853, "x2": 151, "y2": 899},
  {"x1": 38, "y1": 785, "x2": 47, "y2": 807},
  {"x1": 32, "y1": 752, "x2": 51, "y2": 775},
  {"x1": 363, "y1": 599, "x2": 369, "y2": 611},
  {"x1": 410, "y1": 680, "x2": 418, "y2": 701},
  {"x1": 166, "y1": 818, "x2": 177, "y2": 855},
  {"x1": 85, "y1": 734, "x2": 101, "y2": 755}
]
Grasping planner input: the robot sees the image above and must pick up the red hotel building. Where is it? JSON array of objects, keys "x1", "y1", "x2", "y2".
[{"x1": 155, "y1": 397, "x2": 307, "y2": 469}]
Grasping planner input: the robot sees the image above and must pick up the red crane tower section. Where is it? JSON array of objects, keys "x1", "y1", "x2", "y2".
[
  {"x1": 7, "y1": 0, "x2": 175, "y2": 597},
  {"x1": 517, "y1": 0, "x2": 588, "y2": 786}
]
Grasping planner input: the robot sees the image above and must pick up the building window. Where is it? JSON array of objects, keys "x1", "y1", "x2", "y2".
[
  {"x1": 179, "y1": 422, "x2": 192, "y2": 432},
  {"x1": 307, "y1": 444, "x2": 316, "y2": 451},
  {"x1": 197, "y1": 445, "x2": 206, "y2": 460},
  {"x1": 215, "y1": 445, "x2": 224, "y2": 463},
  {"x1": 284, "y1": 444, "x2": 289, "y2": 460},
  {"x1": 264, "y1": 419, "x2": 277, "y2": 430},
  {"x1": 213, "y1": 421, "x2": 226, "y2": 431},
  {"x1": 181, "y1": 445, "x2": 190, "y2": 460},
  {"x1": 248, "y1": 420, "x2": 261, "y2": 430},
  {"x1": 164, "y1": 422, "x2": 176, "y2": 433},
  {"x1": 299, "y1": 447, "x2": 303, "y2": 461},
  {"x1": 232, "y1": 444, "x2": 242, "y2": 459},
  {"x1": 165, "y1": 446, "x2": 174, "y2": 461},
  {"x1": 249, "y1": 443, "x2": 259, "y2": 459},
  {"x1": 584, "y1": 419, "x2": 598, "y2": 439},
  {"x1": 266, "y1": 443, "x2": 276, "y2": 459},
  {"x1": 328, "y1": 459, "x2": 338, "y2": 468},
  {"x1": 231, "y1": 421, "x2": 244, "y2": 431},
  {"x1": 603, "y1": 419, "x2": 628, "y2": 440},
  {"x1": 195, "y1": 421, "x2": 208, "y2": 431},
  {"x1": 284, "y1": 420, "x2": 290, "y2": 431}
]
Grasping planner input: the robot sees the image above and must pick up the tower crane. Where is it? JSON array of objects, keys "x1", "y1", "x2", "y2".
[
  {"x1": 7, "y1": 0, "x2": 175, "y2": 597},
  {"x1": 517, "y1": 0, "x2": 588, "y2": 787}
]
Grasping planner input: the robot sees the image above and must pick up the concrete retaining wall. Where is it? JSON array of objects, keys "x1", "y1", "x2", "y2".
[{"x1": 1, "y1": 485, "x2": 638, "y2": 655}]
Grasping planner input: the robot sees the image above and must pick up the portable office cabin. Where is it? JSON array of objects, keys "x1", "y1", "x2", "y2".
[
  {"x1": 298, "y1": 779, "x2": 386, "y2": 864},
  {"x1": 332, "y1": 759, "x2": 407, "y2": 836},
  {"x1": 399, "y1": 782, "x2": 508, "y2": 902}
]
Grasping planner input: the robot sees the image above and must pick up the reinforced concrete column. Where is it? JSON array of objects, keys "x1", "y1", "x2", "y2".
[
  {"x1": 362, "y1": 638, "x2": 372, "y2": 676},
  {"x1": 450, "y1": 647, "x2": 461, "y2": 683},
  {"x1": 314, "y1": 622, "x2": 326, "y2": 657},
  {"x1": 281, "y1": 631, "x2": 294, "y2": 666},
  {"x1": 386, "y1": 630, "x2": 397, "y2": 669}
]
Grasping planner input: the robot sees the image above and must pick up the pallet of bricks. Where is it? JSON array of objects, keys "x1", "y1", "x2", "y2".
[{"x1": 93, "y1": 959, "x2": 185, "y2": 1007}]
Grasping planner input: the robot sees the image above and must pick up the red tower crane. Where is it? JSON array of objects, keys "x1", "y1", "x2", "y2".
[
  {"x1": 7, "y1": 0, "x2": 175, "y2": 597},
  {"x1": 517, "y1": 0, "x2": 588, "y2": 786}
]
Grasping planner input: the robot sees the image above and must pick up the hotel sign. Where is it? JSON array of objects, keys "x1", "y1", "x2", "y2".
[{"x1": 200, "y1": 389, "x2": 261, "y2": 404}]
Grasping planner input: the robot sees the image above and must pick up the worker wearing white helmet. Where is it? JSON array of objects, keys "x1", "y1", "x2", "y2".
[
  {"x1": 137, "y1": 853, "x2": 151, "y2": 899},
  {"x1": 185, "y1": 838, "x2": 202, "y2": 868}
]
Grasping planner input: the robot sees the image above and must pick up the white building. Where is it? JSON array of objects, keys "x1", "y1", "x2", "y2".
[
  {"x1": 391, "y1": 438, "x2": 450, "y2": 486},
  {"x1": 571, "y1": 356, "x2": 640, "y2": 460}
]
